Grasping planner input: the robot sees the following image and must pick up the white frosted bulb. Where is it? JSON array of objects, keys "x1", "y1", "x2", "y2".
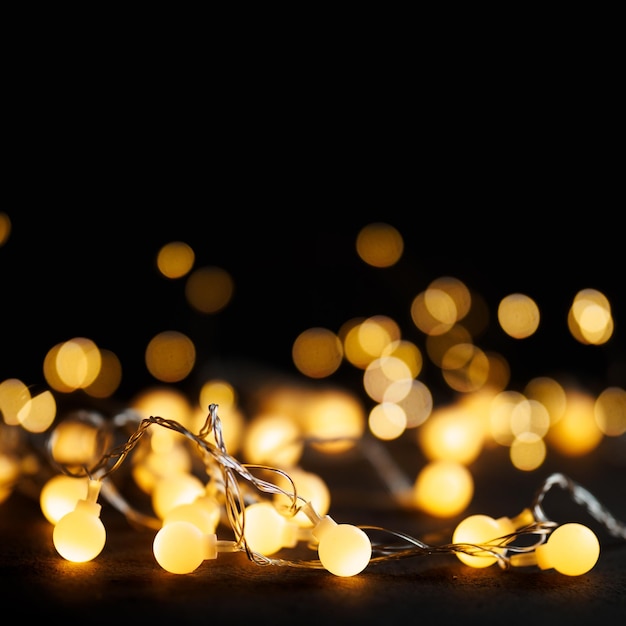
[
  {"x1": 315, "y1": 519, "x2": 371, "y2": 577},
  {"x1": 53, "y1": 499, "x2": 106, "y2": 562},
  {"x1": 452, "y1": 514, "x2": 516, "y2": 568},
  {"x1": 536, "y1": 523, "x2": 600, "y2": 576},
  {"x1": 153, "y1": 520, "x2": 215, "y2": 574}
]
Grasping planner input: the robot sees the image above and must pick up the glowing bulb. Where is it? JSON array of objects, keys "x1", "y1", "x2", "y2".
[
  {"x1": 453, "y1": 509, "x2": 533, "y2": 568},
  {"x1": 242, "y1": 501, "x2": 298, "y2": 555},
  {"x1": 163, "y1": 496, "x2": 221, "y2": 534},
  {"x1": 53, "y1": 480, "x2": 106, "y2": 562},
  {"x1": 153, "y1": 521, "x2": 216, "y2": 574},
  {"x1": 40, "y1": 474, "x2": 89, "y2": 525},
  {"x1": 151, "y1": 472, "x2": 206, "y2": 519},
  {"x1": 312, "y1": 515, "x2": 371, "y2": 577},
  {"x1": 536, "y1": 523, "x2": 600, "y2": 576}
]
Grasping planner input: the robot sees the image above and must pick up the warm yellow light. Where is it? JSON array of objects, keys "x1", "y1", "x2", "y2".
[
  {"x1": 153, "y1": 520, "x2": 216, "y2": 574},
  {"x1": 536, "y1": 523, "x2": 600, "y2": 576},
  {"x1": 163, "y1": 496, "x2": 221, "y2": 534},
  {"x1": 184, "y1": 266, "x2": 234, "y2": 314},
  {"x1": 355, "y1": 222, "x2": 404, "y2": 268},
  {"x1": 301, "y1": 389, "x2": 365, "y2": 454},
  {"x1": 453, "y1": 514, "x2": 517, "y2": 567},
  {"x1": 156, "y1": 241, "x2": 195, "y2": 279},
  {"x1": 145, "y1": 331, "x2": 196, "y2": 383},
  {"x1": 53, "y1": 480, "x2": 105, "y2": 562},
  {"x1": 0, "y1": 378, "x2": 31, "y2": 426},
  {"x1": 497, "y1": 293, "x2": 540, "y2": 339},
  {"x1": 418, "y1": 406, "x2": 485, "y2": 465},
  {"x1": 17, "y1": 390, "x2": 57, "y2": 433},
  {"x1": 242, "y1": 501, "x2": 298, "y2": 555},
  {"x1": 151, "y1": 473, "x2": 206, "y2": 519},
  {"x1": 40, "y1": 474, "x2": 89, "y2": 524},
  {"x1": 242, "y1": 413, "x2": 303, "y2": 467},
  {"x1": 412, "y1": 460, "x2": 474, "y2": 518},
  {"x1": 273, "y1": 467, "x2": 331, "y2": 527},
  {"x1": 546, "y1": 390, "x2": 603, "y2": 456},
  {"x1": 313, "y1": 516, "x2": 371, "y2": 577},
  {"x1": 292, "y1": 327, "x2": 343, "y2": 379}
]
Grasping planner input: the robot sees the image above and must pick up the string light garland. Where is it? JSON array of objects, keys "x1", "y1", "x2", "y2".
[{"x1": 37, "y1": 404, "x2": 626, "y2": 578}]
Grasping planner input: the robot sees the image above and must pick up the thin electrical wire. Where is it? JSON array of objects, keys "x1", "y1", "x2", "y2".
[{"x1": 44, "y1": 404, "x2": 626, "y2": 573}]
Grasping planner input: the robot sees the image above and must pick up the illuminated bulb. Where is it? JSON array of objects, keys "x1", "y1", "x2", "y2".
[
  {"x1": 304, "y1": 503, "x2": 371, "y2": 577},
  {"x1": 153, "y1": 521, "x2": 216, "y2": 574},
  {"x1": 153, "y1": 521, "x2": 238, "y2": 574},
  {"x1": 273, "y1": 467, "x2": 331, "y2": 527},
  {"x1": 40, "y1": 474, "x2": 89, "y2": 525},
  {"x1": 151, "y1": 472, "x2": 206, "y2": 519},
  {"x1": 163, "y1": 495, "x2": 221, "y2": 534},
  {"x1": 53, "y1": 479, "x2": 106, "y2": 563},
  {"x1": 510, "y1": 523, "x2": 600, "y2": 576},
  {"x1": 452, "y1": 509, "x2": 534, "y2": 568},
  {"x1": 242, "y1": 501, "x2": 299, "y2": 555}
]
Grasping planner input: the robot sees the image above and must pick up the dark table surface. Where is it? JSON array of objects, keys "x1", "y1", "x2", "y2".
[{"x1": 1, "y1": 430, "x2": 625, "y2": 626}]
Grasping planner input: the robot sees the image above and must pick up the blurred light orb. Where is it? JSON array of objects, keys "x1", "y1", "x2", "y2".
[
  {"x1": 568, "y1": 288, "x2": 613, "y2": 345},
  {"x1": 509, "y1": 432, "x2": 546, "y2": 471},
  {"x1": 418, "y1": 405, "x2": 485, "y2": 464},
  {"x1": 185, "y1": 266, "x2": 234, "y2": 314},
  {"x1": 0, "y1": 378, "x2": 31, "y2": 426},
  {"x1": 497, "y1": 293, "x2": 540, "y2": 339},
  {"x1": 547, "y1": 390, "x2": 603, "y2": 456},
  {"x1": 302, "y1": 390, "x2": 365, "y2": 454},
  {"x1": 356, "y1": 222, "x2": 404, "y2": 268},
  {"x1": 0, "y1": 212, "x2": 11, "y2": 246},
  {"x1": 273, "y1": 467, "x2": 331, "y2": 527},
  {"x1": 242, "y1": 414, "x2": 303, "y2": 467},
  {"x1": 368, "y1": 402, "x2": 407, "y2": 440},
  {"x1": 145, "y1": 331, "x2": 196, "y2": 383},
  {"x1": 292, "y1": 327, "x2": 343, "y2": 378},
  {"x1": 152, "y1": 472, "x2": 206, "y2": 519},
  {"x1": 40, "y1": 474, "x2": 89, "y2": 524},
  {"x1": 396, "y1": 379, "x2": 433, "y2": 428},
  {"x1": 83, "y1": 349, "x2": 122, "y2": 399},
  {"x1": 157, "y1": 241, "x2": 195, "y2": 279},
  {"x1": 412, "y1": 460, "x2": 474, "y2": 518},
  {"x1": 594, "y1": 386, "x2": 626, "y2": 436},
  {"x1": 17, "y1": 390, "x2": 56, "y2": 433}
]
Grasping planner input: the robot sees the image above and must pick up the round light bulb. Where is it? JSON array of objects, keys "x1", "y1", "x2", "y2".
[
  {"x1": 53, "y1": 499, "x2": 106, "y2": 562},
  {"x1": 314, "y1": 518, "x2": 371, "y2": 577},
  {"x1": 536, "y1": 523, "x2": 600, "y2": 576},
  {"x1": 452, "y1": 514, "x2": 516, "y2": 568},
  {"x1": 153, "y1": 520, "x2": 216, "y2": 574},
  {"x1": 242, "y1": 501, "x2": 297, "y2": 555},
  {"x1": 40, "y1": 474, "x2": 89, "y2": 525},
  {"x1": 163, "y1": 497, "x2": 220, "y2": 534}
]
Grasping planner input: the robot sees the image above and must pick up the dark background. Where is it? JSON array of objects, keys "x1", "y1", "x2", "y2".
[
  {"x1": 2, "y1": 47, "x2": 625, "y2": 622},
  {"x1": 2, "y1": 201, "x2": 625, "y2": 407}
]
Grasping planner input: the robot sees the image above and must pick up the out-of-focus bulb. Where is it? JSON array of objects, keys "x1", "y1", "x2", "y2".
[
  {"x1": 453, "y1": 509, "x2": 534, "y2": 568},
  {"x1": 311, "y1": 514, "x2": 371, "y2": 577},
  {"x1": 242, "y1": 501, "x2": 299, "y2": 555},
  {"x1": 162, "y1": 495, "x2": 221, "y2": 534},
  {"x1": 53, "y1": 479, "x2": 106, "y2": 563},
  {"x1": 40, "y1": 474, "x2": 89, "y2": 524}
]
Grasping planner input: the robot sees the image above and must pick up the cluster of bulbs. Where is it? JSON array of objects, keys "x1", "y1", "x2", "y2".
[{"x1": 41, "y1": 405, "x2": 625, "y2": 578}]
